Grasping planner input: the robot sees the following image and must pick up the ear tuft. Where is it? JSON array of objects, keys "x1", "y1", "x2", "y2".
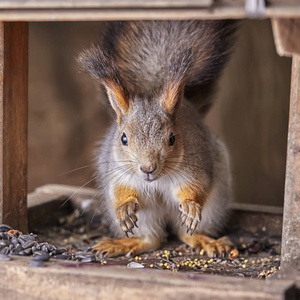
[
  {"x1": 163, "y1": 81, "x2": 185, "y2": 115},
  {"x1": 78, "y1": 45, "x2": 129, "y2": 120}
]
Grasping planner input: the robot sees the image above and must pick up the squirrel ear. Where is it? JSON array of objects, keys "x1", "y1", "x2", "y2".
[
  {"x1": 103, "y1": 79, "x2": 130, "y2": 122},
  {"x1": 162, "y1": 81, "x2": 185, "y2": 115},
  {"x1": 77, "y1": 45, "x2": 129, "y2": 121}
]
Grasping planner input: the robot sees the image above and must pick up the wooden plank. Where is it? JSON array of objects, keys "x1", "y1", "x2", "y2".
[
  {"x1": 0, "y1": 1, "x2": 297, "y2": 21},
  {"x1": 0, "y1": 22, "x2": 28, "y2": 233},
  {"x1": 0, "y1": 7, "x2": 246, "y2": 22},
  {"x1": 272, "y1": 19, "x2": 300, "y2": 56},
  {"x1": 0, "y1": 0, "x2": 214, "y2": 9},
  {"x1": 281, "y1": 55, "x2": 300, "y2": 273},
  {"x1": 0, "y1": 256, "x2": 296, "y2": 300}
]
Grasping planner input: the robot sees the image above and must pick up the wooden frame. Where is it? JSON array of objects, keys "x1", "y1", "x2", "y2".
[
  {"x1": 0, "y1": 1, "x2": 299, "y2": 298},
  {"x1": 0, "y1": 22, "x2": 28, "y2": 233}
]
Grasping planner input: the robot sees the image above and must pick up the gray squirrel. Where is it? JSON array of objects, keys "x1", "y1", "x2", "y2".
[{"x1": 78, "y1": 20, "x2": 236, "y2": 258}]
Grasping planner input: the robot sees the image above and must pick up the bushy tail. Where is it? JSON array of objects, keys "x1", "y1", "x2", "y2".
[{"x1": 78, "y1": 20, "x2": 237, "y2": 116}]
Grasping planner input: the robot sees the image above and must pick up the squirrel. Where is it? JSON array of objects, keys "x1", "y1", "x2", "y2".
[{"x1": 78, "y1": 20, "x2": 236, "y2": 258}]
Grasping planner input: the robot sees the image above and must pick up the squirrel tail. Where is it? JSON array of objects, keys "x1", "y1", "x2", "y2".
[
  {"x1": 183, "y1": 20, "x2": 237, "y2": 115},
  {"x1": 78, "y1": 20, "x2": 237, "y2": 116}
]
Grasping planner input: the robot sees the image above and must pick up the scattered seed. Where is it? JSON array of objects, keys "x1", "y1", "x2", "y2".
[
  {"x1": 127, "y1": 262, "x2": 144, "y2": 269},
  {"x1": 32, "y1": 251, "x2": 50, "y2": 261},
  {"x1": 0, "y1": 254, "x2": 11, "y2": 261},
  {"x1": 0, "y1": 224, "x2": 12, "y2": 232},
  {"x1": 29, "y1": 259, "x2": 45, "y2": 267},
  {"x1": 229, "y1": 248, "x2": 239, "y2": 259}
]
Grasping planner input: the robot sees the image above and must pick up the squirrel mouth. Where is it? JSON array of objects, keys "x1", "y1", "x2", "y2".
[{"x1": 144, "y1": 174, "x2": 156, "y2": 182}]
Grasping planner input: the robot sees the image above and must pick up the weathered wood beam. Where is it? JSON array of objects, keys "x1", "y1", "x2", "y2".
[
  {"x1": 0, "y1": 256, "x2": 296, "y2": 300},
  {"x1": 271, "y1": 18, "x2": 300, "y2": 273},
  {"x1": 0, "y1": 22, "x2": 28, "y2": 232},
  {"x1": 281, "y1": 55, "x2": 300, "y2": 273},
  {"x1": 272, "y1": 18, "x2": 300, "y2": 56}
]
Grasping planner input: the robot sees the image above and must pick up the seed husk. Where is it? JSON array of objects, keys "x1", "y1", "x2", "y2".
[
  {"x1": 32, "y1": 251, "x2": 50, "y2": 261},
  {"x1": 29, "y1": 259, "x2": 46, "y2": 267},
  {"x1": 0, "y1": 254, "x2": 11, "y2": 261}
]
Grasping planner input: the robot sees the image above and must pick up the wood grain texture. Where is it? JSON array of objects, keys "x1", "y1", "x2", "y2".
[
  {"x1": 0, "y1": 256, "x2": 296, "y2": 300},
  {"x1": 0, "y1": 1, "x2": 297, "y2": 21},
  {"x1": 0, "y1": 0, "x2": 213, "y2": 9},
  {"x1": 272, "y1": 18, "x2": 300, "y2": 56},
  {"x1": 0, "y1": 22, "x2": 28, "y2": 232},
  {"x1": 281, "y1": 55, "x2": 300, "y2": 273}
]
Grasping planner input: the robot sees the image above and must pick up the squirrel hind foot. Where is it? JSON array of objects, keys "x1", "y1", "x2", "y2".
[
  {"x1": 92, "y1": 237, "x2": 160, "y2": 258},
  {"x1": 180, "y1": 233, "x2": 233, "y2": 258}
]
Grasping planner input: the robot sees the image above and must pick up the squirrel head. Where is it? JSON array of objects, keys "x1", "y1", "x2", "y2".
[
  {"x1": 109, "y1": 83, "x2": 185, "y2": 183},
  {"x1": 78, "y1": 44, "x2": 188, "y2": 182}
]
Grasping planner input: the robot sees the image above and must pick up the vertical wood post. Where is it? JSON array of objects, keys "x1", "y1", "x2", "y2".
[
  {"x1": 0, "y1": 22, "x2": 28, "y2": 232},
  {"x1": 272, "y1": 18, "x2": 300, "y2": 273},
  {"x1": 281, "y1": 55, "x2": 300, "y2": 272}
]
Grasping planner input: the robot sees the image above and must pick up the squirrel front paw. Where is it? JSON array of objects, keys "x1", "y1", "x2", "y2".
[
  {"x1": 116, "y1": 199, "x2": 139, "y2": 237},
  {"x1": 179, "y1": 200, "x2": 202, "y2": 236}
]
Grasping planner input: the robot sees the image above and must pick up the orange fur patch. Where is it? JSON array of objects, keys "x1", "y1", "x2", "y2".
[
  {"x1": 176, "y1": 185, "x2": 208, "y2": 207},
  {"x1": 114, "y1": 185, "x2": 140, "y2": 209},
  {"x1": 93, "y1": 237, "x2": 160, "y2": 257},
  {"x1": 180, "y1": 233, "x2": 232, "y2": 258},
  {"x1": 164, "y1": 82, "x2": 184, "y2": 114},
  {"x1": 110, "y1": 82, "x2": 129, "y2": 114}
]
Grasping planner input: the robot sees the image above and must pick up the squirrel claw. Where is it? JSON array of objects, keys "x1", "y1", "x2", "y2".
[
  {"x1": 116, "y1": 200, "x2": 139, "y2": 234},
  {"x1": 133, "y1": 221, "x2": 139, "y2": 228},
  {"x1": 179, "y1": 200, "x2": 202, "y2": 235}
]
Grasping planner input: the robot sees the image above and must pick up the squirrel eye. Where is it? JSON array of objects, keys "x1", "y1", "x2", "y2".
[
  {"x1": 169, "y1": 132, "x2": 175, "y2": 146},
  {"x1": 121, "y1": 133, "x2": 128, "y2": 146}
]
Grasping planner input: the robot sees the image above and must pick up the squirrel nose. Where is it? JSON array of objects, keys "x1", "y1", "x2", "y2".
[{"x1": 140, "y1": 165, "x2": 156, "y2": 174}]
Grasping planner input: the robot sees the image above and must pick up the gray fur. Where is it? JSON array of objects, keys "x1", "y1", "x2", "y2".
[{"x1": 79, "y1": 21, "x2": 234, "y2": 255}]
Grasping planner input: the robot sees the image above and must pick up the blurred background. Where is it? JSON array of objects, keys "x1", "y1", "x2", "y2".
[{"x1": 28, "y1": 20, "x2": 291, "y2": 207}]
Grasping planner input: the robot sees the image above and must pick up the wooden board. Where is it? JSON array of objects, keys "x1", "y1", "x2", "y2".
[
  {"x1": 0, "y1": 2, "x2": 298, "y2": 21},
  {"x1": 272, "y1": 19, "x2": 300, "y2": 56},
  {"x1": 0, "y1": 22, "x2": 28, "y2": 232},
  {"x1": 281, "y1": 55, "x2": 300, "y2": 273},
  {"x1": 0, "y1": 256, "x2": 296, "y2": 300},
  {"x1": 0, "y1": 0, "x2": 214, "y2": 9}
]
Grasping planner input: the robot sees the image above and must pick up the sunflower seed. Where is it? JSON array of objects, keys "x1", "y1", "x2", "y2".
[
  {"x1": 22, "y1": 241, "x2": 35, "y2": 249},
  {"x1": 32, "y1": 251, "x2": 50, "y2": 261},
  {"x1": 0, "y1": 254, "x2": 11, "y2": 261},
  {"x1": 0, "y1": 247, "x2": 9, "y2": 255},
  {"x1": 29, "y1": 259, "x2": 45, "y2": 267},
  {"x1": 0, "y1": 224, "x2": 12, "y2": 232},
  {"x1": 0, "y1": 240, "x2": 11, "y2": 247}
]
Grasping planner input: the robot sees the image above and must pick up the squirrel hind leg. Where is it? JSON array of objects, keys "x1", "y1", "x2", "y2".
[
  {"x1": 92, "y1": 236, "x2": 160, "y2": 258},
  {"x1": 179, "y1": 231, "x2": 232, "y2": 258}
]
